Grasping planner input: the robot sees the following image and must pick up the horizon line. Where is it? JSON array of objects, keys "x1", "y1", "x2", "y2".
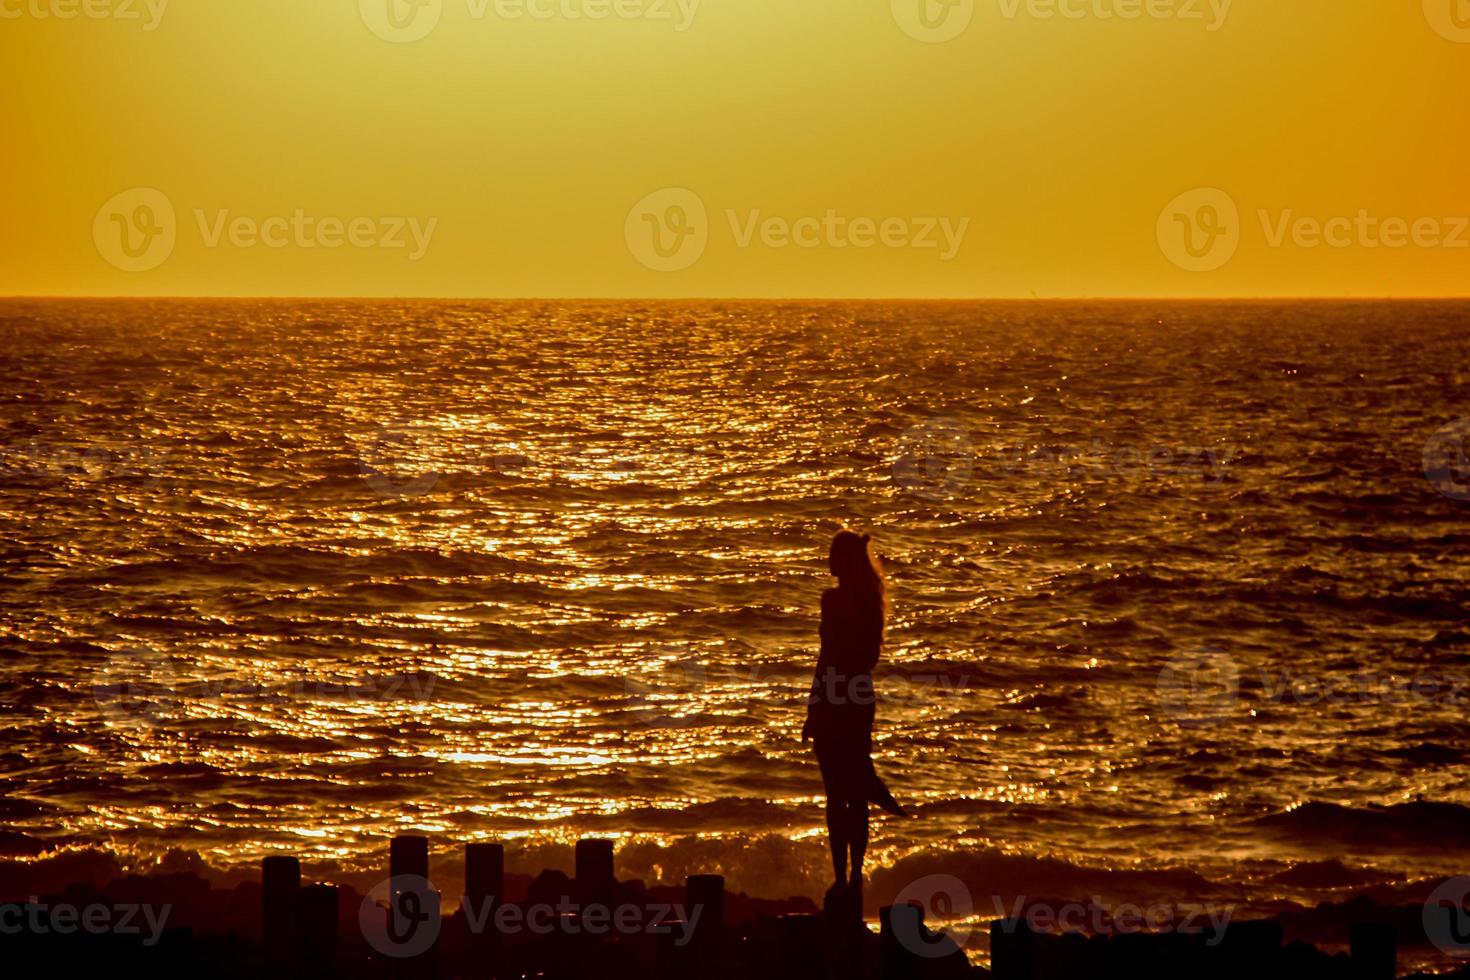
[{"x1": 4, "y1": 294, "x2": 1470, "y2": 303}]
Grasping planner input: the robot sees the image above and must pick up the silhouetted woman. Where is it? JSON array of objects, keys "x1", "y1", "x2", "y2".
[{"x1": 803, "y1": 530, "x2": 905, "y2": 898}]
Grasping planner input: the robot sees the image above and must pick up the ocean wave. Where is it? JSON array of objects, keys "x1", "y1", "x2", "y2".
[{"x1": 1255, "y1": 800, "x2": 1470, "y2": 852}]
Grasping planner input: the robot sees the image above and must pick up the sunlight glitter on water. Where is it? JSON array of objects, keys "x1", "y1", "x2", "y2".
[{"x1": 5, "y1": 299, "x2": 1470, "y2": 928}]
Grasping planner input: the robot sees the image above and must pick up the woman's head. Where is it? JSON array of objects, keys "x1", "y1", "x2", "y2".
[{"x1": 829, "y1": 530, "x2": 887, "y2": 615}]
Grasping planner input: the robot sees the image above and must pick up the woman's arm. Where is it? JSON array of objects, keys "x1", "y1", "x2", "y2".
[{"x1": 803, "y1": 590, "x2": 839, "y2": 741}]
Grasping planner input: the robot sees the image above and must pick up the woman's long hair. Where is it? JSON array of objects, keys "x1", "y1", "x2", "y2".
[{"x1": 829, "y1": 530, "x2": 889, "y2": 628}]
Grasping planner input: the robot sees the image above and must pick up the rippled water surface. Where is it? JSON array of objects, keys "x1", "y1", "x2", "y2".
[{"x1": 5, "y1": 299, "x2": 1470, "y2": 925}]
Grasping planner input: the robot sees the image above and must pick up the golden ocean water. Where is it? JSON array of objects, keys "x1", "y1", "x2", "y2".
[{"x1": 5, "y1": 299, "x2": 1470, "y2": 951}]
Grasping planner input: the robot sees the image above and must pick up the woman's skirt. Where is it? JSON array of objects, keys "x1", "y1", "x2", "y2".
[
  {"x1": 813, "y1": 726, "x2": 905, "y2": 816},
  {"x1": 814, "y1": 727, "x2": 873, "y2": 803}
]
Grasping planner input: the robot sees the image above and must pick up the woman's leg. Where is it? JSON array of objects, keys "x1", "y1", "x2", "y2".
[
  {"x1": 848, "y1": 795, "x2": 868, "y2": 885},
  {"x1": 849, "y1": 726, "x2": 873, "y2": 883},
  {"x1": 817, "y1": 741, "x2": 850, "y2": 887},
  {"x1": 826, "y1": 796, "x2": 849, "y2": 886}
]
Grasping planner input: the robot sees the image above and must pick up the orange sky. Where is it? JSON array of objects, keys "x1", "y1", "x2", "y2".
[{"x1": 4, "y1": 0, "x2": 1469, "y2": 297}]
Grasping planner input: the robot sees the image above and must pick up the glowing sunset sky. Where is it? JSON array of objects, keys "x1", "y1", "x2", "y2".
[{"x1": 4, "y1": 0, "x2": 1469, "y2": 297}]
